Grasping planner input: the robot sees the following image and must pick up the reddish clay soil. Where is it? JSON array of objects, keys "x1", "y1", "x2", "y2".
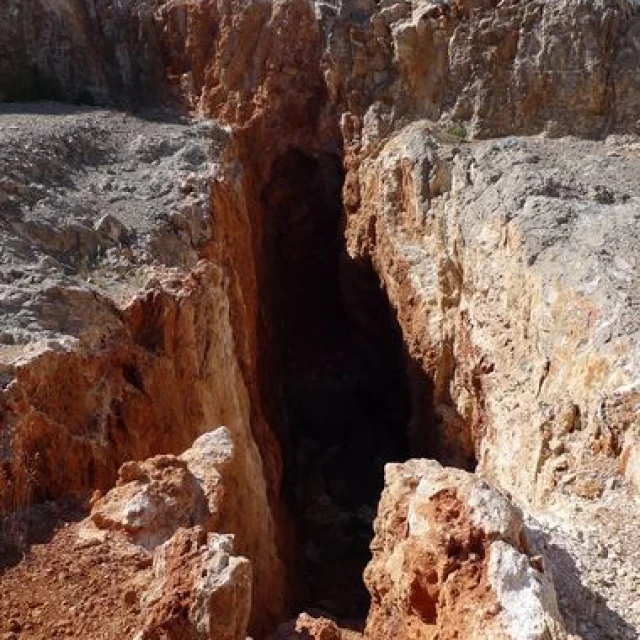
[{"x1": 0, "y1": 518, "x2": 152, "y2": 639}]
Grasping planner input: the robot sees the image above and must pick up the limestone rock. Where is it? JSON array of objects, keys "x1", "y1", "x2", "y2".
[
  {"x1": 77, "y1": 426, "x2": 284, "y2": 635},
  {"x1": 2, "y1": 1, "x2": 639, "y2": 138},
  {"x1": 488, "y1": 541, "x2": 566, "y2": 640},
  {"x1": 364, "y1": 460, "x2": 567, "y2": 639},
  {"x1": 87, "y1": 454, "x2": 208, "y2": 549},
  {"x1": 137, "y1": 527, "x2": 252, "y2": 640},
  {"x1": 84, "y1": 426, "x2": 240, "y2": 550},
  {"x1": 0, "y1": 0, "x2": 639, "y2": 638},
  {"x1": 346, "y1": 123, "x2": 640, "y2": 507}
]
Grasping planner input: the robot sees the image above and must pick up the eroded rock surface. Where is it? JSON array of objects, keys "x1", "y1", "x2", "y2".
[
  {"x1": 137, "y1": 527, "x2": 253, "y2": 640},
  {"x1": 0, "y1": 106, "x2": 218, "y2": 499},
  {"x1": 346, "y1": 126, "x2": 640, "y2": 637},
  {"x1": 82, "y1": 427, "x2": 282, "y2": 637},
  {"x1": 346, "y1": 125, "x2": 640, "y2": 504},
  {"x1": 0, "y1": 0, "x2": 639, "y2": 639},
  {"x1": 364, "y1": 460, "x2": 566, "y2": 640},
  {"x1": 88, "y1": 430, "x2": 258, "y2": 640},
  {"x1": 0, "y1": 430, "x2": 259, "y2": 639},
  {"x1": 2, "y1": 0, "x2": 640, "y2": 138},
  {"x1": 0, "y1": 107, "x2": 285, "y2": 634}
]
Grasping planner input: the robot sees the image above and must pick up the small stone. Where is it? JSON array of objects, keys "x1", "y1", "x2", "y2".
[
  {"x1": 605, "y1": 477, "x2": 618, "y2": 491},
  {"x1": 553, "y1": 457, "x2": 570, "y2": 473},
  {"x1": 572, "y1": 476, "x2": 605, "y2": 499},
  {"x1": 123, "y1": 589, "x2": 138, "y2": 607},
  {"x1": 95, "y1": 213, "x2": 128, "y2": 243},
  {"x1": 548, "y1": 438, "x2": 564, "y2": 456}
]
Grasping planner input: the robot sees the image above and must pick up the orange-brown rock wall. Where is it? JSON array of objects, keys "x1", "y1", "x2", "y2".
[
  {"x1": 0, "y1": 263, "x2": 286, "y2": 635},
  {"x1": 4, "y1": 1, "x2": 639, "y2": 137}
]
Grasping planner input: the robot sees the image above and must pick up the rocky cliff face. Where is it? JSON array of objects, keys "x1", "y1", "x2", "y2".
[
  {"x1": 0, "y1": 108, "x2": 286, "y2": 635},
  {"x1": 0, "y1": 1, "x2": 639, "y2": 639},
  {"x1": 348, "y1": 125, "x2": 640, "y2": 505},
  {"x1": 3, "y1": 0, "x2": 640, "y2": 136}
]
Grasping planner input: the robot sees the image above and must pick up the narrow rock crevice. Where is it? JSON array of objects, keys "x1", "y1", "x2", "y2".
[{"x1": 258, "y1": 146, "x2": 475, "y2": 625}]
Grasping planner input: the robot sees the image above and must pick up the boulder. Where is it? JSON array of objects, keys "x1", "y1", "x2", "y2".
[
  {"x1": 364, "y1": 460, "x2": 566, "y2": 639},
  {"x1": 137, "y1": 527, "x2": 252, "y2": 640}
]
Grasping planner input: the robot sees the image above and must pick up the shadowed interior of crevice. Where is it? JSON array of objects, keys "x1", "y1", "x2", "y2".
[{"x1": 260, "y1": 148, "x2": 418, "y2": 622}]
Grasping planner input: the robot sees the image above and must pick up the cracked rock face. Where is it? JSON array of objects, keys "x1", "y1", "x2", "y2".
[
  {"x1": 2, "y1": 0, "x2": 640, "y2": 137},
  {"x1": 346, "y1": 125, "x2": 640, "y2": 505},
  {"x1": 78, "y1": 429, "x2": 257, "y2": 640},
  {"x1": 0, "y1": 1, "x2": 639, "y2": 639},
  {"x1": 138, "y1": 527, "x2": 253, "y2": 640}
]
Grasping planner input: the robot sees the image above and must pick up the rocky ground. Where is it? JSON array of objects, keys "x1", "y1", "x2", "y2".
[
  {"x1": 0, "y1": 1, "x2": 639, "y2": 639},
  {"x1": 0, "y1": 520, "x2": 151, "y2": 639},
  {"x1": 0, "y1": 102, "x2": 226, "y2": 417},
  {"x1": 0, "y1": 429, "x2": 253, "y2": 640},
  {"x1": 0, "y1": 102, "x2": 217, "y2": 349},
  {"x1": 528, "y1": 488, "x2": 640, "y2": 640}
]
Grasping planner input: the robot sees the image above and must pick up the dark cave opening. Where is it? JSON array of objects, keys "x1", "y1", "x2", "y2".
[
  {"x1": 259, "y1": 146, "x2": 480, "y2": 628},
  {"x1": 260, "y1": 147, "x2": 414, "y2": 622}
]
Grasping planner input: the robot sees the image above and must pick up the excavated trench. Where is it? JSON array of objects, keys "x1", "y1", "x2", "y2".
[{"x1": 258, "y1": 148, "x2": 472, "y2": 623}]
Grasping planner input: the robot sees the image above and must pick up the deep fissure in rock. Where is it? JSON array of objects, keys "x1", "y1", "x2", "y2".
[
  {"x1": 260, "y1": 148, "x2": 414, "y2": 620},
  {"x1": 259, "y1": 146, "x2": 479, "y2": 624}
]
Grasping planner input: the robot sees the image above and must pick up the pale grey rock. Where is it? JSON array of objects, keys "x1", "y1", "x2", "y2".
[
  {"x1": 468, "y1": 480, "x2": 523, "y2": 544},
  {"x1": 0, "y1": 104, "x2": 221, "y2": 372},
  {"x1": 488, "y1": 540, "x2": 566, "y2": 640}
]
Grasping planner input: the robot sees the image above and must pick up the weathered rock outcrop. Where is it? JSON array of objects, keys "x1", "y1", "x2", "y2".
[
  {"x1": 2, "y1": 0, "x2": 640, "y2": 138},
  {"x1": 2, "y1": 0, "x2": 638, "y2": 512},
  {"x1": 0, "y1": 0, "x2": 166, "y2": 105},
  {"x1": 0, "y1": 109, "x2": 286, "y2": 634},
  {"x1": 324, "y1": 0, "x2": 640, "y2": 138},
  {"x1": 84, "y1": 426, "x2": 280, "y2": 613},
  {"x1": 343, "y1": 125, "x2": 640, "y2": 636},
  {"x1": 345, "y1": 124, "x2": 640, "y2": 505},
  {"x1": 364, "y1": 460, "x2": 566, "y2": 640},
  {"x1": 0, "y1": 0, "x2": 639, "y2": 638},
  {"x1": 0, "y1": 108, "x2": 217, "y2": 503},
  {"x1": 138, "y1": 527, "x2": 252, "y2": 640},
  {"x1": 79, "y1": 429, "x2": 259, "y2": 640}
]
